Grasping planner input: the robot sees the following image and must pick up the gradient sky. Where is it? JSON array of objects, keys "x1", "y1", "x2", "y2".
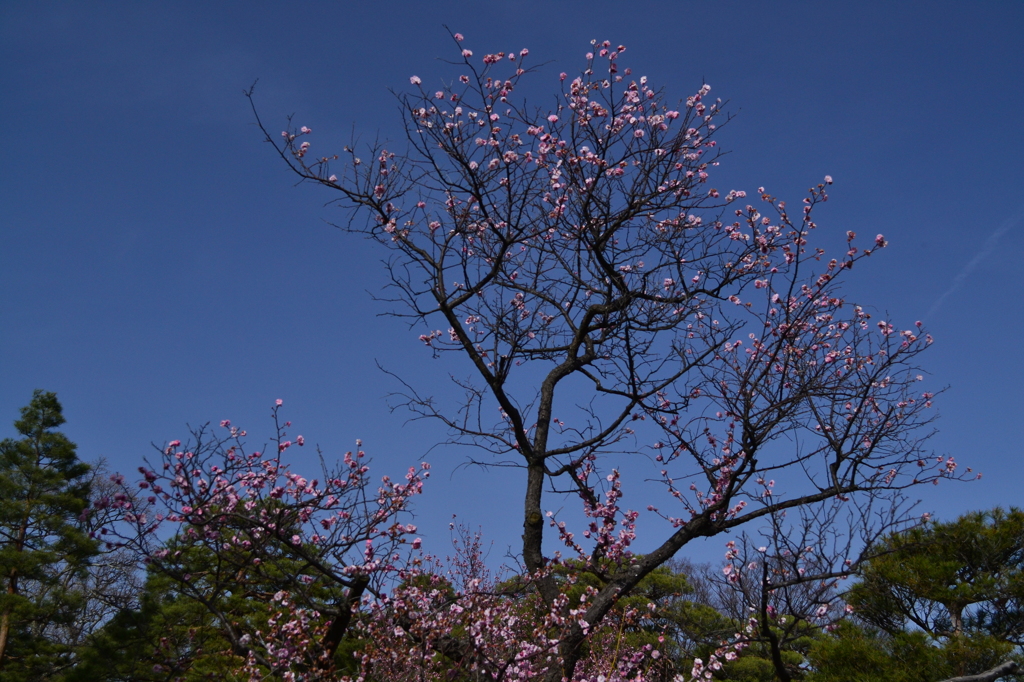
[{"x1": 2, "y1": 1, "x2": 1022, "y2": 565}]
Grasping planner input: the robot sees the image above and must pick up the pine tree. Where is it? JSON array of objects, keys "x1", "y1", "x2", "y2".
[{"x1": 0, "y1": 391, "x2": 97, "y2": 679}]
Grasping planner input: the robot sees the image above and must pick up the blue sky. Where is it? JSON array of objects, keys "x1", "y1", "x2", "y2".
[{"x1": 2, "y1": 1, "x2": 1022, "y2": 564}]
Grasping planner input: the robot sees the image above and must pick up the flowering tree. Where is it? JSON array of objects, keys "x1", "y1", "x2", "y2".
[
  {"x1": 351, "y1": 525, "x2": 699, "y2": 682},
  {"x1": 249, "y1": 35, "x2": 969, "y2": 681},
  {"x1": 97, "y1": 403, "x2": 429, "y2": 675}
]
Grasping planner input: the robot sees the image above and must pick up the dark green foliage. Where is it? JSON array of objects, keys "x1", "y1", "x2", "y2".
[
  {"x1": 806, "y1": 510, "x2": 1024, "y2": 682},
  {"x1": 807, "y1": 621, "x2": 1018, "y2": 682},
  {"x1": 807, "y1": 621, "x2": 945, "y2": 682},
  {"x1": 0, "y1": 391, "x2": 97, "y2": 680},
  {"x1": 848, "y1": 508, "x2": 1024, "y2": 643}
]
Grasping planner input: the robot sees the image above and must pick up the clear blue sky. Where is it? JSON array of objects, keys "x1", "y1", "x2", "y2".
[{"x1": 2, "y1": 1, "x2": 1022, "y2": 563}]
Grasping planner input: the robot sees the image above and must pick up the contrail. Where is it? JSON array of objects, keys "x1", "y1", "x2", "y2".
[{"x1": 926, "y1": 205, "x2": 1024, "y2": 319}]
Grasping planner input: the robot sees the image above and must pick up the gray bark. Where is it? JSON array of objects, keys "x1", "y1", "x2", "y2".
[{"x1": 939, "y1": 660, "x2": 1021, "y2": 682}]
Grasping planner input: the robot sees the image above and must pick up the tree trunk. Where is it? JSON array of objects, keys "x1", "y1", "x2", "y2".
[
  {"x1": 0, "y1": 572, "x2": 18, "y2": 668},
  {"x1": 759, "y1": 561, "x2": 792, "y2": 682},
  {"x1": 949, "y1": 603, "x2": 965, "y2": 637},
  {"x1": 0, "y1": 518, "x2": 28, "y2": 669},
  {"x1": 523, "y1": 459, "x2": 556, "y2": 604},
  {"x1": 321, "y1": 576, "x2": 369, "y2": 660},
  {"x1": 0, "y1": 606, "x2": 11, "y2": 669}
]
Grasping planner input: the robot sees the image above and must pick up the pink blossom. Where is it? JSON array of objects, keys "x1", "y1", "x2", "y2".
[
  {"x1": 453, "y1": 32, "x2": 464, "y2": 41},
  {"x1": 227, "y1": 42, "x2": 964, "y2": 681},
  {"x1": 275, "y1": 399, "x2": 283, "y2": 406}
]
